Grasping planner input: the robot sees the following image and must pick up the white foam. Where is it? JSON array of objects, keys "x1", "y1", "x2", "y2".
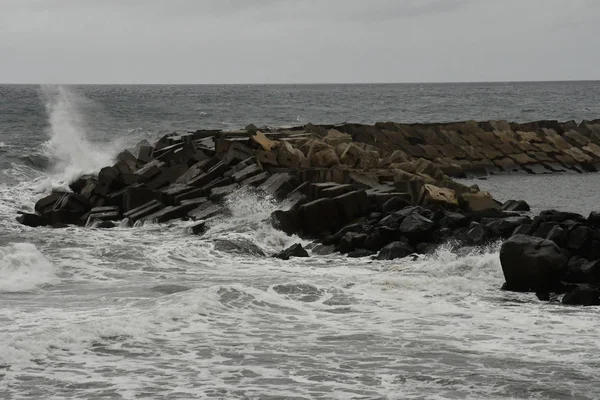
[
  {"x1": 39, "y1": 85, "x2": 122, "y2": 186},
  {"x1": 0, "y1": 243, "x2": 58, "y2": 292}
]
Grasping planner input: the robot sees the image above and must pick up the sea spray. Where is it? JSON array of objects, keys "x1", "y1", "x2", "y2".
[
  {"x1": 0, "y1": 243, "x2": 58, "y2": 292},
  {"x1": 39, "y1": 85, "x2": 121, "y2": 185}
]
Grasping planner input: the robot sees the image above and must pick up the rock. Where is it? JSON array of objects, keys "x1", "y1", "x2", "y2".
[
  {"x1": 565, "y1": 258, "x2": 600, "y2": 284},
  {"x1": 333, "y1": 190, "x2": 371, "y2": 222},
  {"x1": 439, "y1": 212, "x2": 469, "y2": 229},
  {"x1": 459, "y1": 191, "x2": 500, "y2": 213},
  {"x1": 189, "y1": 221, "x2": 208, "y2": 235},
  {"x1": 588, "y1": 211, "x2": 600, "y2": 226},
  {"x1": 310, "y1": 147, "x2": 340, "y2": 168},
  {"x1": 16, "y1": 213, "x2": 45, "y2": 228},
  {"x1": 209, "y1": 183, "x2": 239, "y2": 202},
  {"x1": 513, "y1": 223, "x2": 532, "y2": 236},
  {"x1": 96, "y1": 221, "x2": 116, "y2": 229},
  {"x1": 188, "y1": 161, "x2": 229, "y2": 188},
  {"x1": 465, "y1": 223, "x2": 487, "y2": 245},
  {"x1": 382, "y1": 196, "x2": 410, "y2": 214},
  {"x1": 562, "y1": 285, "x2": 600, "y2": 306},
  {"x1": 546, "y1": 225, "x2": 568, "y2": 248},
  {"x1": 380, "y1": 150, "x2": 409, "y2": 167},
  {"x1": 274, "y1": 243, "x2": 309, "y2": 260},
  {"x1": 250, "y1": 132, "x2": 277, "y2": 151},
  {"x1": 35, "y1": 192, "x2": 64, "y2": 214},
  {"x1": 502, "y1": 200, "x2": 531, "y2": 212},
  {"x1": 231, "y1": 163, "x2": 262, "y2": 183},
  {"x1": 259, "y1": 173, "x2": 299, "y2": 200},
  {"x1": 312, "y1": 244, "x2": 336, "y2": 256},
  {"x1": 398, "y1": 211, "x2": 435, "y2": 240},
  {"x1": 566, "y1": 225, "x2": 593, "y2": 252},
  {"x1": 271, "y1": 209, "x2": 301, "y2": 236},
  {"x1": 324, "y1": 129, "x2": 352, "y2": 147},
  {"x1": 124, "y1": 200, "x2": 166, "y2": 223},
  {"x1": 276, "y1": 141, "x2": 309, "y2": 168},
  {"x1": 339, "y1": 232, "x2": 367, "y2": 254},
  {"x1": 121, "y1": 186, "x2": 162, "y2": 212},
  {"x1": 337, "y1": 143, "x2": 379, "y2": 169},
  {"x1": 87, "y1": 206, "x2": 120, "y2": 224},
  {"x1": 347, "y1": 249, "x2": 375, "y2": 258},
  {"x1": 299, "y1": 198, "x2": 341, "y2": 236},
  {"x1": 420, "y1": 184, "x2": 458, "y2": 209},
  {"x1": 500, "y1": 234, "x2": 568, "y2": 292},
  {"x1": 485, "y1": 216, "x2": 529, "y2": 238},
  {"x1": 213, "y1": 239, "x2": 265, "y2": 257},
  {"x1": 188, "y1": 202, "x2": 224, "y2": 221},
  {"x1": 377, "y1": 241, "x2": 415, "y2": 260}
]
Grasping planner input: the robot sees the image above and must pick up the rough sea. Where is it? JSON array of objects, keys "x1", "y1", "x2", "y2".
[{"x1": 2, "y1": 82, "x2": 600, "y2": 399}]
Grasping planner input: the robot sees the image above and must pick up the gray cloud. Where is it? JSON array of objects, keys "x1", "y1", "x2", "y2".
[{"x1": 0, "y1": 0, "x2": 598, "y2": 83}]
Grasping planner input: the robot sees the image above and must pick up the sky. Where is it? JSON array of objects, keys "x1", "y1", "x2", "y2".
[{"x1": 0, "y1": 0, "x2": 599, "y2": 84}]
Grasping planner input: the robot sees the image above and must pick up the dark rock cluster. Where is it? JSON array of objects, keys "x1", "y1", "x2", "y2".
[{"x1": 500, "y1": 210, "x2": 600, "y2": 306}]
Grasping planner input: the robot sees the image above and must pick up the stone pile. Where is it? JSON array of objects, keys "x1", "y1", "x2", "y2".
[{"x1": 500, "y1": 210, "x2": 600, "y2": 306}]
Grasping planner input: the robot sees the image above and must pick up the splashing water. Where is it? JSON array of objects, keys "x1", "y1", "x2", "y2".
[
  {"x1": 0, "y1": 243, "x2": 58, "y2": 293},
  {"x1": 39, "y1": 85, "x2": 120, "y2": 185}
]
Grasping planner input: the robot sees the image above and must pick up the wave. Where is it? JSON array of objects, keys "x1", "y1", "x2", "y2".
[
  {"x1": 0, "y1": 242, "x2": 58, "y2": 292},
  {"x1": 39, "y1": 85, "x2": 122, "y2": 186}
]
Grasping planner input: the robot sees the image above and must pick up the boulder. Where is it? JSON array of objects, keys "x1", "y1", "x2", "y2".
[
  {"x1": 323, "y1": 129, "x2": 352, "y2": 147},
  {"x1": 500, "y1": 234, "x2": 568, "y2": 292},
  {"x1": 377, "y1": 241, "x2": 415, "y2": 260},
  {"x1": 485, "y1": 216, "x2": 529, "y2": 238},
  {"x1": 565, "y1": 258, "x2": 600, "y2": 284},
  {"x1": 188, "y1": 202, "x2": 224, "y2": 221},
  {"x1": 271, "y1": 209, "x2": 302, "y2": 236},
  {"x1": 124, "y1": 200, "x2": 166, "y2": 223},
  {"x1": 276, "y1": 141, "x2": 309, "y2": 168},
  {"x1": 546, "y1": 225, "x2": 568, "y2": 248},
  {"x1": 588, "y1": 211, "x2": 600, "y2": 226},
  {"x1": 566, "y1": 225, "x2": 593, "y2": 252},
  {"x1": 310, "y1": 147, "x2": 340, "y2": 168},
  {"x1": 347, "y1": 249, "x2": 376, "y2": 258},
  {"x1": 339, "y1": 232, "x2": 368, "y2": 253},
  {"x1": 274, "y1": 243, "x2": 309, "y2": 260},
  {"x1": 398, "y1": 211, "x2": 435, "y2": 240},
  {"x1": 502, "y1": 200, "x2": 531, "y2": 212},
  {"x1": 259, "y1": 173, "x2": 299, "y2": 200},
  {"x1": 209, "y1": 183, "x2": 239, "y2": 202},
  {"x1": 380, "y1": 150, "x2": 409, "y2": 167},
  {"x1": 439, "y1": 212, "x2": 469, "y2": 229},
  {"x1": 16, "y1": 213, "x2": 45, "y2": 228},
  {"x1": 333, "y1": 190, "x2": 371, "y2": 222},
  {"x1": 562, "y1": 285, "x2": 600, "y2": 306},
  {"x1": 420, "y1": 184, "x2": 458, "y2": 209},
  {"x1": 299, "y1": 198, "x2": 341, "y2": 236},
  {"x1": 382, "y1": 196, "x2": 411, "y2": 214},
  {"x1": 464, "y1": 223, "x2": 487, "y2": 245},
  {"x1": 337, "y1": 143, "x2": 379, "y2": 169},
  {"x1": 251, "y1": 132, "x2": 277, "y2": 151},
  {"x1": 459, "y1": 192, "x2": 500, "y2": 213},
  {"x1": 35, "y1": 192, "x2": 64, "y2": 214},
  {"x1": 189, "y1": 221, "x2": 208, "y2": 236}
]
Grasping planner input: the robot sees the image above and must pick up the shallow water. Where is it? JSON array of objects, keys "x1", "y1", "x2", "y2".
[{"x1": 1, "y1": 83, "x2": 600, "y2": 399}]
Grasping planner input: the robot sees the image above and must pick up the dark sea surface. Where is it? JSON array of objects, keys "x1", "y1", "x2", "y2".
[{"x1": 1, "y1": 82, "x2": 600, "y2": 399}]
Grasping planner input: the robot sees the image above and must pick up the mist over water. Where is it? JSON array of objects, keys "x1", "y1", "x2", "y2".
[{"x1": 1, "y1": 83, "x2": 600, "y2": 399}]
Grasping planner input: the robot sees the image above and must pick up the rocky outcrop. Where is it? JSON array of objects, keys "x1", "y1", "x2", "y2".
[{"x1": 498, "y1": 210, "x2": 600, "y2": 306}]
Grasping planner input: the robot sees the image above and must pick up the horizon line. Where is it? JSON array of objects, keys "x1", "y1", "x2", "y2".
[{"x1": 1, "y1": 79, "x2": 600, "y2": 86}]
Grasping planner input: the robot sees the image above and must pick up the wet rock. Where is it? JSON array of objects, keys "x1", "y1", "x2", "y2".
[
  {"x1": 459, "y1": 191, "x2": 500, "y2": 213},
  {"x1": 565, "y1": 257, "x2": 600, "y2": 284},
  {"x1": 421, "y1": 184, "x2": 458, "y2": 209},
  {"x1": 513, "y1": 223, "x2": 532, "y2": 236},
  {"x1": 338, "y1": 232, "x2": 367, "y2": 254},
  {"x1": 566, "y1": 225, "x2": 593, "y2": 252},
  {"x1": 259, "y1": 173, "x2": 299, "y2": 200},
  {"x1": 485, "y1": 216, "x2": 529, "y2": 238},
  {"x1": 209, "y1": 183, "x2": 239, "y2": 202},
  {"x1": 34, "y1": 192, "x2": 65, "y2": 214},
  {"x1": 347, "y1": 249, "x2": 375, "y2": 258},
  {"x1": 231, "y1": 163, "x2": 263, "y2": 183},
  {"x1": 96, "y1": 221, "x2": 116, "y2": 229},
  {"x1": 381, "y1": 196, "x2": 410, "y2": 214},
  {"x1": 562, "y1": 285, "x2": 600, "y2": 306},
  {"x1": 465, "y1": 223, "x2": 487, "y2": 245},
  {"x1": 189, "y1": 221, "x2": 208, "y2": 236},
  {"x1": 439, "y1": 212, "x2": 469, "y2": 229},
  {"x1": 188, "y1": 202, "x2": 224, "y2": 221},
  {"x1": 588, "y1": 211, "x2": 600, "y2": 226},
  {"x1": 271, "y1": 209, "x2": 301, "y2": 236},
  {"x1": 502, "y1": 200, "x2": 531, "y2": 212},
  {"x1": 377, "y1": 241, "x2": 415, "y2": 260},
  {"x1": 299, "y1": 198, "x2": 341, "y2": 236},
  {"x1": 123, "y1": 200, "x2": 166, "y2": 223},
  {"x1": 546, "y1": 225, "x2": 568, "y2": 248},
  {"x1": 533, "y1": 221, "x2": 559, "y2": 238},
  {"x1": 333, "y1": 190, "x2": 371, "y2": 222},
  {"x1": 16, "y1": 213, "x2": 45, "y2": 228},
  {"x1": 87, "y1": 206, "x2": 120, "y2": 224},
  {"x1": 398, "y1": 211, "x2": 435, "y2": 240},
  {"x1": 500, "y1": 234, "x2": 568, "y2": 292},
  {"x1": 312, "y1": 244, "x2": 336, "y2": 256},
  {"x1": 274, "y1": 243, "x2": 309, "y2": 260},
  {"x1": 213, "y1": 239, "x2": 265, "y2": 257}
]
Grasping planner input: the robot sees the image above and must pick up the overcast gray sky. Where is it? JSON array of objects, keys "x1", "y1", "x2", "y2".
[{"x1": 1, "y1": 0, "x2": 599, "y2": 84}]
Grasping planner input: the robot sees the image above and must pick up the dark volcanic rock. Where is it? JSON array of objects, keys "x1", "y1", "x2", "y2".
[
  {"x1": 500, "y1": 234, "x2": 568, "y2": 292},
  {"x1": 565, "y1": 257, "x2": 600, "y2": 284},
  {"x1": 16, "y1": 213, "x2": 45, "y2": 228},
  {"x1": 274, "y1": 243, "x2": 309, "y2": 260},
  {"x1": 347, "y1": 249, "x2": 375, "y2": 258},
  {"x1": 338, "y1": 232, "x2": 367, "y2": 254},
  {"x1": 566, "y1": 225, "x2": 593, "y2": 252},
  {"x1": 382, "y1": 196, "x2": 410, "y2": 214},
  {"x1": 562, "y1": 285, "x2": 600, "y2": 306},
  {"x1": 485, "y1": 216, "x2": 529, "y2": 238},
  {"x1": 398, "y1": 211, "x2": 435, "y2": 240},
  {"x1": 502, "y1": 200, "x2": 531, "y2": 212},
  {"x1": 439, "y1": 212, "x2": 469, "y2": 229},
  {"x1": 376, "y1": 241, "x2": 415, "y2": 260},
  {"x1": 546, "y1": 225, "x2": 568, "y2": 248}
]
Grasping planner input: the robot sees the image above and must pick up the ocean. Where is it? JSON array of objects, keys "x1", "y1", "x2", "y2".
[{"x1": 1, "y1": 82, "x2": 600, "y2": 399}]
